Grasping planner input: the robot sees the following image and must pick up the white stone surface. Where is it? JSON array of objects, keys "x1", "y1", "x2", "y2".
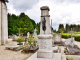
[
  {"x1": 65, "y1": 37, "x2": 75, "y2": 46},
  {"x1": 33, "y1": 28, "x2": 38, "y2": 39},
  {"x1": 37, "y1": 34, "x2": 53, "y2": 59},
  {"x1": 12, "y1": 35, "x2": 17, "y2": 40},
  {"x1": 53, "y1": 33, "x2": 62, "y2": 42},
  {"x1": 27, "y1": 52, "x2": 61, "y2": 60},
  {"x1": 40, "y1": 6, "x2": 51, "y2": 35},
  {"x1": 62, "y1": 55, "x2": 66, "y2": 60},
  {"x1": 0, "y1": 1, "x2": 8, "y2": 44},
  {"x1": 27, "y1": 32, "x2": 30, "y2": 38}
]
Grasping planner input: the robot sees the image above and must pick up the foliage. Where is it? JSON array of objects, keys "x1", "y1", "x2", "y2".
[
  {"x1": 67, "y1": 57, "x2": 74, "y2": 60},
  {"x1": 65, "y1": 24, "x2": 70, "y2": 33},
  {"x1": 58, "y1": 24, "x2": 64, "y2": 32},
  {"x1": 61, "y1": 33, "x2": 71, "y2": 39},
  {"x1": 61, "y1": 33, "x2": 80, "y2": 41},
  {"x1": 58, "y1": 24, "x2": 80, "y2": 33},
  {"x1": 16, "y1": 37, "x2": 24, "y2": 44},
  {"x1": 73, "y1": 32, "x2": 80, "y2": 34},
  {"x1": 8, "y1": 13, "x2": 40, "y2": 35},
  {"x1": 64, "y1": 49, "x2": 66, "y2": 53},
  {"x1": 27, "y1": 35, "x2": 37, "y2": 48},
  {"x1": 57, "y1": 29, "x2": 63, "y2": 33}
]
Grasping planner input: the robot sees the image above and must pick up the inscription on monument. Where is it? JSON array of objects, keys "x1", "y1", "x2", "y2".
[{"x1": 39, "y1": 39, "x2": 50, "y2": 49}]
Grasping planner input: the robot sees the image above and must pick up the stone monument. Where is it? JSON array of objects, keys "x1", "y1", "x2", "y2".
[
  {"x1": 40, "y1": 6, "x2": 51, "y2": 35},
  {"x1": 0, "y1": 0, "x2": 9, "y2": 45},
  {"x1": 37, "y1": 6, "x2": 53, "y2": 59},
  {"x1": 33, "y1": 28, "x2": 38, "y2": 39},
  {"x1": 53, "y1": 33, "x2": 62, "y2": 43}
]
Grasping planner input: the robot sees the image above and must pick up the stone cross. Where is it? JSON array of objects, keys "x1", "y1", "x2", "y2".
[
  {"x1": 27, "y1": 32, "x2": 30, "y2": 38},
  {"x1": 70, "y1": 28, "x2": 74, "y2": 38},
  {"x1": 33, "y1": 28, "x2": 38, "y2": 39},
  {"x1": 34, "y1": 28, "x2": 38, "y2": 33}
]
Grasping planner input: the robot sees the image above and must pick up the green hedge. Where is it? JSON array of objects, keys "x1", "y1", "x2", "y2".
[
  {"x1": 61, "y1": 33, "x2": 80, "y2": 41},
  {"x1": 61, "y1": 33, "x2": 71, "y2": 39}
]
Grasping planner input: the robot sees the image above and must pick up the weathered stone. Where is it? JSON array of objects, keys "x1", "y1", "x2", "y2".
[
  {"x1": 40, "y1": 6, "x2": 51, "y2": 35},
  {"x1": 65, "y1": 46, "x2": 80, "y2": 55},
  {"x1": 27, "y1": 52, "x2": 62, "y2": 60},
  {"x1": 53, "y1": 33, "x2": 62, "y2": 43},
  {"x1": 12, "y1": 35, "x2": 18, "y2": 41},
  {"x1": 27, "y1": 32, "x2": 30, "y2": 38},
  {"x1": 0, "y1": 1, "x2": 8, "y2": 45},
  {"x1": 65, "y1": 37, "x2": 75, "y2": 47},
  {"x1": 33, "y1": 28, "x2": 38, "y2": 39},
  {"x1": 5, "y1": 45, "x2": 21, "y2": 51},
  {"x1": 37, "y1": 6, "x2": 53, "y2": 59},
  {"x1": 37, "y1": 34, "x2": 53, "y2": 59},
  {"x1": 52, "y1": 33, "x2": 64, "y2": 46},
  {"x1": 52, "y1": 46, "x2": 61, "y2": 53}
]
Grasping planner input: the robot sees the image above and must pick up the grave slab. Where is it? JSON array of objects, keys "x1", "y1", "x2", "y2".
[
  {"x1": 5, "y1": 45, "x2": 21, "y2": 51},
  {"x1": 27, "y1": 52, "x2": 61, "y2": 60}
]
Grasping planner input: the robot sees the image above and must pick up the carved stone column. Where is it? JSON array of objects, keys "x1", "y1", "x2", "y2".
[{"x1": 37, "y1": 6, "x2": 53, "y2": 59}]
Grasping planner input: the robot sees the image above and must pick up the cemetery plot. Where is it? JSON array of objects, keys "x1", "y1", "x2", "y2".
[
  {"x1": 65, "y1": 46, "x2": 80, "y2": 55},
  {"x1": 5, "y1": 45, "x2": 21, "y2": 51}
]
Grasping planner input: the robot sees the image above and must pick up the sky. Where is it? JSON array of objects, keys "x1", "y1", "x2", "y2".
[{"x1": 6, "y1": 0, "x2": 80, "y2": 30}]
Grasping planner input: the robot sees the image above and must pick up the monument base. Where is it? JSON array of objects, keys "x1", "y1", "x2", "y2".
[
  {"x1": 26, "y1": 52, "x2": 62, "y2": 60},
  {"x1": 37, "y1": 49, "x2": 53, "y2": 59},
  {"x1": 37, "y1": 34, "x2": 53, "y2": 59}
]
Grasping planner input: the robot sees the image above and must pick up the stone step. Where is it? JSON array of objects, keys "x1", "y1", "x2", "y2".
[{"x1": 27, "y1": 52, "x2": 62, "y2": 60}]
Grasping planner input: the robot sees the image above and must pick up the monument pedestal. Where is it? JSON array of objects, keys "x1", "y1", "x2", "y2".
[{"x1": 37, "y1": 34, "x2": 53, "y2": 59}]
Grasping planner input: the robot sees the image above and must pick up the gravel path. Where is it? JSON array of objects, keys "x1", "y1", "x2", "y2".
[{"x1": 0, "y1": 39, "x2": 33, "y2": 60}]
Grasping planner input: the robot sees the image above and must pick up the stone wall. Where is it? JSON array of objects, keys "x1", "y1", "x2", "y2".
[{"x1": 0, "y1": 1, "x2": 8, "y2": 44}]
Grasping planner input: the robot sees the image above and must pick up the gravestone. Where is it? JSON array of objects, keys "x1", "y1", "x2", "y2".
[
  {"x1": 53, "y1": 33, "x2": 62, "y2": 43},
  {"x1": 33, "y1": 28, "x2": 38, "y2": 39},
  {"x1": 37, "y1": 6, "x2": 53, "y2": 59},
  {"x1": 0, "y1": 0, "x2": 9, "y2": 45},
  {"x1": 12, "y1": 35, "x2": 18, "y2": 41},
  {"x1": 65, "y1": 37, "x2": 75, "y2": 47}
]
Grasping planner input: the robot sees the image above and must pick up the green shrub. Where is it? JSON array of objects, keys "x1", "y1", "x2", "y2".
[
  {"x1": 61, "y1": 33, "x2": 80, "y2": 41},
  {"x1": 73, "y1": 35, "x2": 80, "y2": 41},
  {"x1": 64, "y1": 49, "x2": 66, "y2": 53},
  {"x1": 27, "y1": 35, "x2": 37, "y2": 48},
  {"x1": 61, "y1": 33, "x2": 71, "y2": 39},
  {"x1": 16, "y1": 37, "x2": 24, "y2": 45},
  {"x1": 73, "y1": 32, "x2": 80, "y2": 34},
  {"x1": 66, "y1": 57, "x2": 74, "y2": 60}
]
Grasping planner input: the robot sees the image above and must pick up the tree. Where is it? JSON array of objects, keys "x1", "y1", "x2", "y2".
[
  {"x1": 65, "y1": 24, "x2": 70, "y2": 33},
  {"x1": 8, "y1": 13, "x2": 38, "y2": 35},
  {"x1": 57, "y1": 29, "x2": 63, "y2": 33},
  {"x1": 58, "y1": 24, "x2": 64, "y2": 32}
]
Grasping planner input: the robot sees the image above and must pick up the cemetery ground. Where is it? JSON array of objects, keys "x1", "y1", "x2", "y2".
[
  {"x1": 0, "y1": 38, "x2": 80, "y2": 60},
  {"x1": 0, "y1": 38, "x2": 33, "y2": 60}
]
